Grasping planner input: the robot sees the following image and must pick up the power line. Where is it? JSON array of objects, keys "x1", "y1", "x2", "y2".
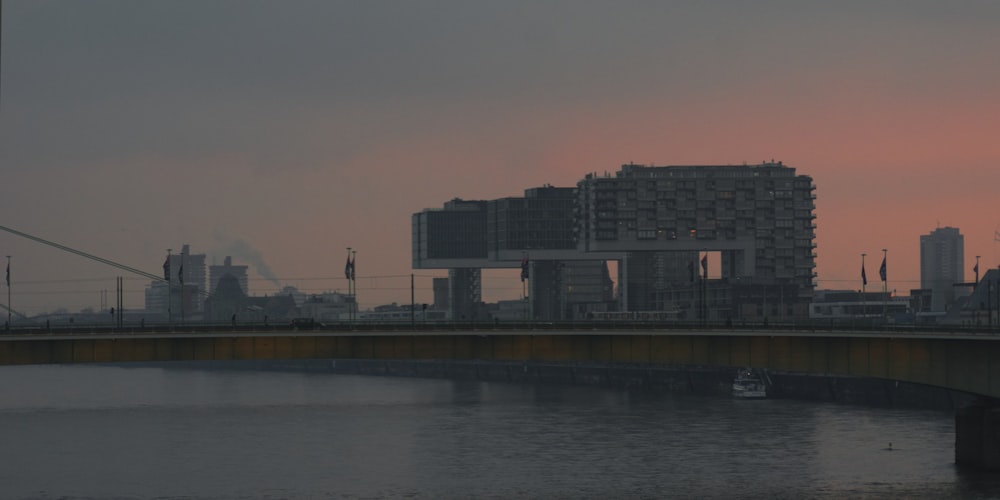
[
  {"x1": 15, "y1": 277, "x2": 149, "y2": 285},
  {"x1": 0, "y1": 224, "x2": 164, "y2": 282}
]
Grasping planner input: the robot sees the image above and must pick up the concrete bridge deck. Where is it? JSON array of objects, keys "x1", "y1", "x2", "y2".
[{"x1": 2, "y1": 324, "x2": 998, "y2": 399}]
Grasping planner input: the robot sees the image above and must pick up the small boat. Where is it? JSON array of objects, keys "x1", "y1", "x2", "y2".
[{"x1": 732, "y1": 368, "x2": 767, "y2": 399}]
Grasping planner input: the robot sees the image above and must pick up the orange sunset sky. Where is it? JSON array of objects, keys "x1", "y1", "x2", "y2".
[{"x1": 1, "y1": 1, "x2": 998, "y2": 314}]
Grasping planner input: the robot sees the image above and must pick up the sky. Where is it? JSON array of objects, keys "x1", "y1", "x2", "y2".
[{"x1": 1, "y1": 0, "x2": 999, "y2": 315}]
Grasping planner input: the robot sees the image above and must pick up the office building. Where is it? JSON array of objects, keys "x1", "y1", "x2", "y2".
[
  {"x1": 411, "y1": 199, "x2": 489, "y2": 320},
  {"x1": 412, "y1": 161, "x2": 817, "y2": 321},
  {"x1": 414, "y1": 188, "x2": 617, "y2": 321},
  {"x1": 920, "y1": 226, "x2": 964, "y2": 312},
  {"x1": 487, "y1": 185, "x2": 577, "y2": 257},
  {"x1": 144, "y1": 243, "x2": 207, "y2": 319},
  {"x1": 576, "y1": 162, "x2": 817, "y2": 319}
]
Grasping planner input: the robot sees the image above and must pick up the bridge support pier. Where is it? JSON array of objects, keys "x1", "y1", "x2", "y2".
[{"x1": 956, "y1": 399, "x2": 1000, "y2": 470}]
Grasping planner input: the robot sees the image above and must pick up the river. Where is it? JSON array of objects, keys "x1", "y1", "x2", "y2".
[{"x1": 0, "y1": 364, "x2": 998, "y2": 499}]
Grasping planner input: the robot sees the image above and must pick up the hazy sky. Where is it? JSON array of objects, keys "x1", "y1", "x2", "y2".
[{"x1": 2, "y1": 0, "x2": 999, "y2": 315}]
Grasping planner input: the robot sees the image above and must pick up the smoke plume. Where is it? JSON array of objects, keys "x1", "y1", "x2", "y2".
[{"x1": 212, "y1": 230, "x2": 282, "y2": 289}]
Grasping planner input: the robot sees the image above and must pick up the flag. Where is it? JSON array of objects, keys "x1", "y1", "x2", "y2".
[
  {"x1": 350, "y1": 256, "x2": 356, "y2": 280},
  {"x1": 178, "y1": 264, "x2": 184, "y2": 285},
  {"x1": 344, "y1": 255, "x2": 352, "y2": 280},
  {"x1": 879, "y1": 256, "x2": 886, "y2": 282},
  {"x1": 700, "y1": 254, "x2": 708, "y2": 278},
  {"x1": 520, "y1": 255, "x2": 529, "y2": 282},
  {"x1": 861, "y1": 265, "x2": 867, "y2": 286},
  {"x1": 163, "y1": 256, "x2": 171, "y2": 281},
  {"x1": 974, "y1": 262, "x2": 979, "y2": 275},
  {"x1": 995, "y1": 229, "x2": 1000, "y2": 242}
]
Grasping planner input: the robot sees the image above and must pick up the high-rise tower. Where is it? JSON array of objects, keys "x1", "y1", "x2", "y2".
[{"x1": 920, "y1": 226, "x2": 964, "y2": 312}]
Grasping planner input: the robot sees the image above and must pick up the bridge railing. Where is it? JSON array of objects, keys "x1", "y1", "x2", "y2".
[{"x1": 2, "y1": 318, "x2": 998, "y2": 337}]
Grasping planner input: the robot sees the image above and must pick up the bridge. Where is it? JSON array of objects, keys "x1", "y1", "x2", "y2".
[
  {"x1": 2, "y1": 224, "x2": 996, "y2": 397},
  {"x1": 1, "y1": 323, "x2": 998, "y2": 395},
  {"x1": 3, "y1": 323, "x2": 1000, "y2": 469}
]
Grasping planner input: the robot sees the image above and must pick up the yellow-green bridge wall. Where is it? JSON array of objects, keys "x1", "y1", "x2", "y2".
[{"x1": 1, "y1": 331, "x2": 997, "y2": 398}]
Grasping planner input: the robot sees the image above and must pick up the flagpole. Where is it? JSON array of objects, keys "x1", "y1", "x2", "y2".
[
  {"x1": 180, "y1": 249, "x2": 186, "y2": 325},
  {"x1": 352, "y1": 249, "x2": 357, "y2": 321},
  {"x1": 6, "y1": 255, "x2": 10, "y2": 329},
  {"x1": 521, "y1": 252, "x2": 529, "y2": 321},
  {"x1": 861, "y1": 252, "x2": 867, "y2": 322},
  {"x1": 701, "y1": 251, "x2": 708, "y2": 326},
  {"x1": 346, "y1": 247, "x2": 354, "y2": 322},
  {"x1": 882, "y1": 248, "x2": 887, "y2": 322},
  {"x1": 696, "y1": 252, "x2": 701, "y2": 324},
  {"x1": 166, "y1": 248, "x2": 172, "y2": 325},
  {"x1": 346, "y1": 247, "x2": 351, "y2": 322},
  {"x1": 521, "y1": 252, "x2": 528, "y2": 322},
  {"x1": 975, "y1": 255, "x2": 981, "y2": 326}
]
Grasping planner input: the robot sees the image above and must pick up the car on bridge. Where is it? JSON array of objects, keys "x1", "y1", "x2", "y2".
[{"x1": 290, "y1": 317, "x2": 323, "y2": 330}]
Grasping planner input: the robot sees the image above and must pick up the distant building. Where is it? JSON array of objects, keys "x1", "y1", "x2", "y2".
[
  {"x1": 203, "y1": 274, "x2": 296, "y2": 323},
  {"x1": 413, "y1": 162, "x2": 818, "y2": 321},
  {"x1": 487, "y1": 185, "x2": 577, "y2": 255},
  {"x1": 576, "y1": 162, "x2": 817, "y2": 319},
  {"x1": 176, "y1": 244, "x2": 207, "y2": 311},
  {"x1": 920, "y1": 227, "x2": 964, "y2": 312},
  {"x1": 530, "y1": 260, "x2": 615, "y2": 320},
  {"x1": 810, "y1": 289, "x2": 909, "y2": 323},
  {"x1": 412, "y1": 199, "x2": 489, "y2": 321},
  {"x1": 490, "y1": 299, "x2": 530, "y2": 321},
  {"x1": 203, "y1": 274, "x2": 247, "y2": 322},
  {"x1": 297, "y1": 292, "x2": 355, "y2": 323},
  {"x1": 279, "y1": 286, "x2": 306, "y2": 307},
  {"x1": 144, "y1": 243, "x2": 207, "y2": 319},
  {"x1": 359, "y1": 302, "x2": 447, "y2": 322},
  {"x1": 432, "y1": 277, "x2": 449, "y2": 310},
  {"x1": 143, "y1": 281, "x2": 169, "y2": 320},
  {"x1": 209, "y1": 256, "x2": 249, "y2": 295},
  {"x1": 412, "y1": 198, "x2": 489, "y2": 266},
  {"x1": 414, "y1": 187, "x2": 621, "y2": 321},
  {"x1": 963, "y1": 268, "x2": 1000, "y2": 327},
  {"x1": 448, "y1": 268, "x2": 482, "y2": 321},
  {"x1": 909, "y1": 288, "x2": 936, "y2": 320}
]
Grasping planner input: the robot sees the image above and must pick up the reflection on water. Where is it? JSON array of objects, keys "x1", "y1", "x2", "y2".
[{"x1": 0, "y1": 364, "x2": 998, "y2": 499}]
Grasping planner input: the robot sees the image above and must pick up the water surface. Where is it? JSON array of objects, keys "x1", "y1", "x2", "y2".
[{"x1": 0, "y1": 364, "x2": 996, "y2": 499}]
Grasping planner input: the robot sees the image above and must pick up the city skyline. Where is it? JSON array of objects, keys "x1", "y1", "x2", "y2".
[{"x1": 1, "y1": 1, "x2": 999, "y2": 314}]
